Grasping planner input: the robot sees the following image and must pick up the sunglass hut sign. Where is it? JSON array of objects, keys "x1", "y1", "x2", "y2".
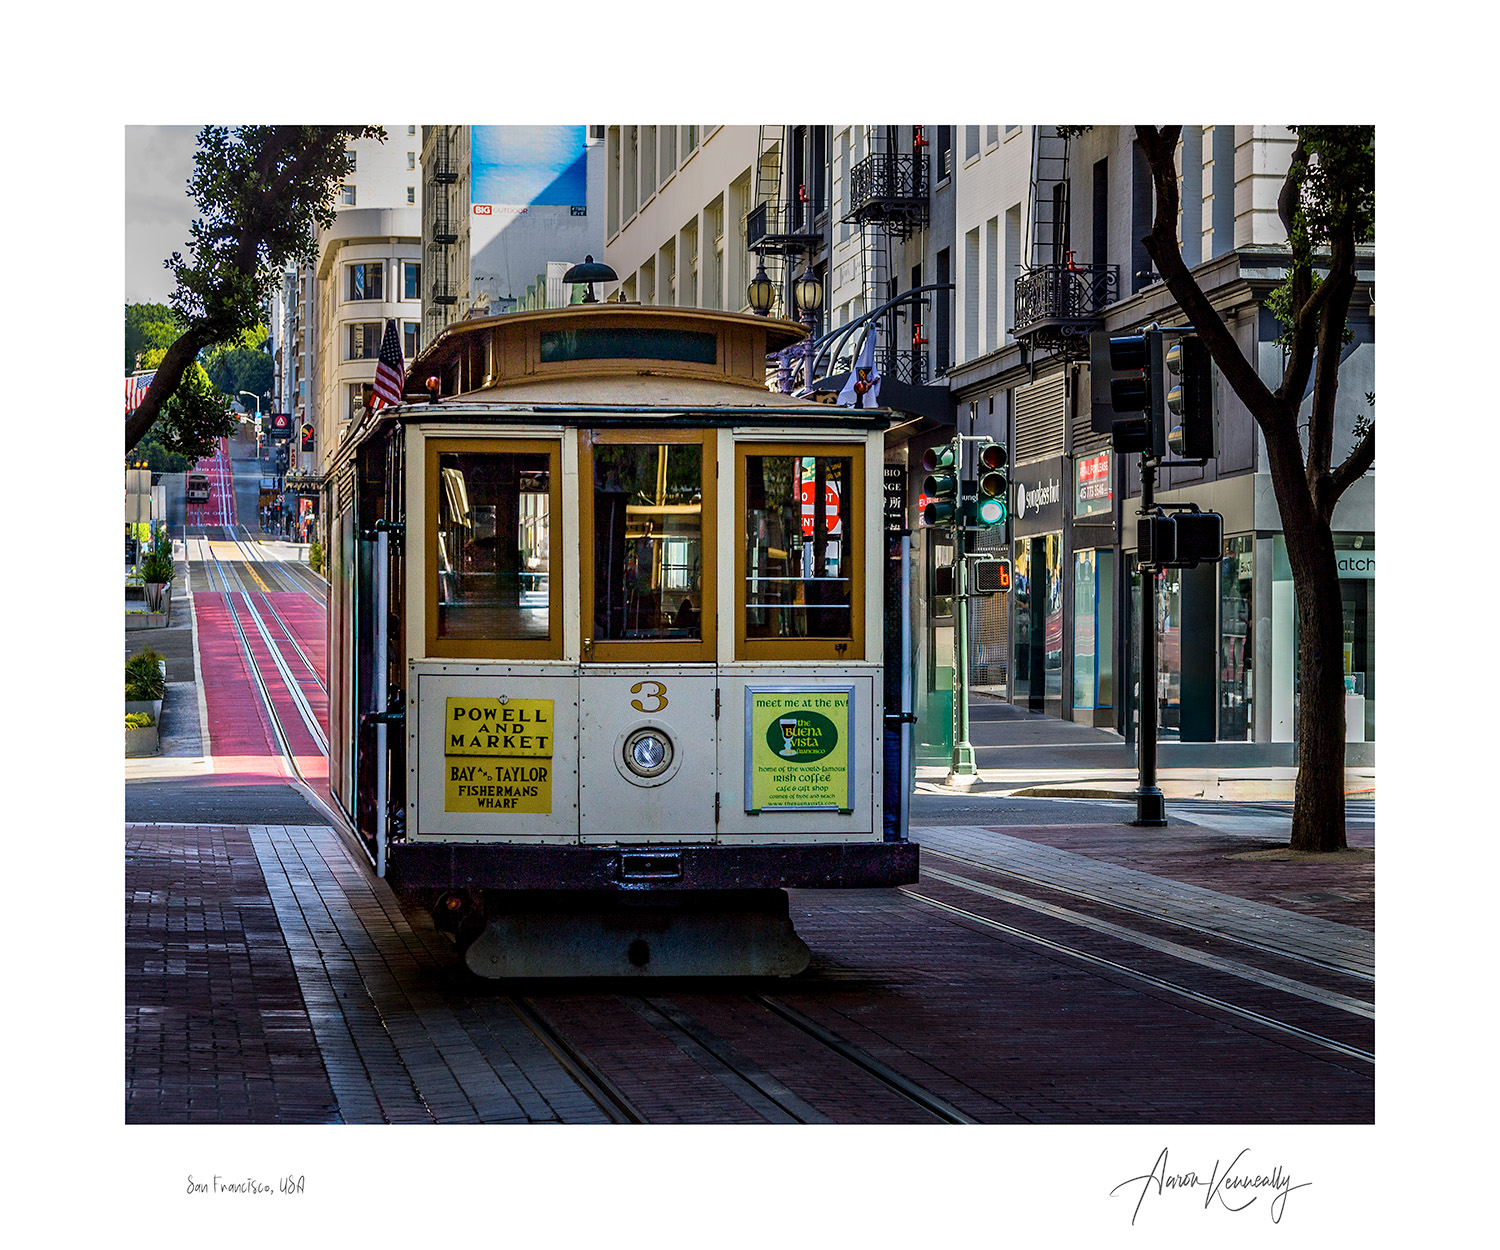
[{"x1": 1013, "y1": 476, "x2": 1062, "y2": 522}]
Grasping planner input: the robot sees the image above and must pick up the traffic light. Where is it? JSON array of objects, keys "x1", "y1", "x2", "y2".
[
  {"x1": 1165, "y1": 335, "x2": 1218, "y2": 459},
  {"x1": 1101, "y1": 328, "x2": 1166, "y2": 456},
  {"x1": 921, "y1": 444, "x2": 958, "y2": 527},
  {"x1": 974, "y1": 441, "x2": 1008, "y2": 527}
]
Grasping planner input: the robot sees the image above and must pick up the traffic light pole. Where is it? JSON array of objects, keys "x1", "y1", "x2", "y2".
[
  {"x1": 1133, "y1": 454, "x2": 1168, "y2": 826},
  {"x1": 947, "y1": 433, "x2": 977, "y2": 785}
]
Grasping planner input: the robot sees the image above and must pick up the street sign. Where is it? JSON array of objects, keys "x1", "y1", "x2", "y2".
[
  {"x1": 883, "y1": 463, "x2": 906, "y2": 531},
  {"x1": 268, "y1": 412, "x2": 293, "y2": 441}
]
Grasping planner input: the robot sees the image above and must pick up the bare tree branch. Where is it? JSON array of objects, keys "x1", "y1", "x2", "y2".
[
  {"x1": 124, "y1": 326, "x2": 215, "y2": 451},
  {"x1": 1321, "y1": 417, "x2": 1374, "y2": 518},
  {"x1": 1305, "y1": 227, "x2": 1358, "y2": 489}
]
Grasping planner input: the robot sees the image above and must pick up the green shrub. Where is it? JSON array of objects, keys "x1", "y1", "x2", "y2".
[
  {"x1": 126, "y1": 646, "x2": 167, "y2": 701},
  {"x1": 125, "y1": 712, "x2": 154, "y2": 728},
  {"x1": 140, "y1": 548, "x2": 175, "y2": 584},
  {"x1": 308, "y1": 540, "x2": 324, "y2": 575}
]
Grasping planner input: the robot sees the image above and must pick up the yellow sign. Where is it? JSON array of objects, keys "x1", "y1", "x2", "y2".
[
  {"x1": 445, "y1": 697, "x2": 554, "y2": 757},
  {"x1": 444, "y1": 760, "x2": 552, "y2": 813},
  {"x1": 747, "y1": 689, "x2": 852, "y2": 813},
  {"x1": 443, "y1": 696, "x2": 555, "y2": 813}
]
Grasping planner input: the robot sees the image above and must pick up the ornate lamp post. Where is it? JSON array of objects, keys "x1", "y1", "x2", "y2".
[{"x1": 746, "y1": 259, "x2": 776, "y2": 315}]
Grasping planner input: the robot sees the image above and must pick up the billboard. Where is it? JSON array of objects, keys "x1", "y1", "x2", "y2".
[{"x1": 471, "y1": 126, "x2": 587, "y2": 208}]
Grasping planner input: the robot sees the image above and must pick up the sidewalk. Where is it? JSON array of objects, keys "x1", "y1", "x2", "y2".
[{"x1": 918, "y1": 695, "x2": 1374, "y2": 801}]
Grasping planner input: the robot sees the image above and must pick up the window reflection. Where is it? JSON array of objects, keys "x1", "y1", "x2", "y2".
[
  {"x1": 592, "y1": 442, "x2": 704, "y2": 641},
  {"x1": 436, "y1": 451, "x2": 550, "y2": 639},
  {"x1": 744, "y1": 454, "x2": 852, "y2": 639}
]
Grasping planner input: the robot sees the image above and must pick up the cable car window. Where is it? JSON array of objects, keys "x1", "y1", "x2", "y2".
[
  {"x1": 591, "y1": 441, "x2": 705, "y2": 642},
  {"x1": 434, "y1": 449, "x2": 552, "y2": 642},
  {"x1": 741, "y1": 450, "x2": 860, "y2": 653},
  {"x1": 540, "y1": 327, "x2": 717, "y2": 365}
]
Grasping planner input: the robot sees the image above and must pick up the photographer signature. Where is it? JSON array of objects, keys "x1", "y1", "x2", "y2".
[{"x1": 1111, "y1": 1147, "x2": 1311, "y2": 1224}]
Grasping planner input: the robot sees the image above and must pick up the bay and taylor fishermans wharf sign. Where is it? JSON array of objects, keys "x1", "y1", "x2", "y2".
[{"x1": 443, "y1": 697, "x2": 554, "y2": 813}]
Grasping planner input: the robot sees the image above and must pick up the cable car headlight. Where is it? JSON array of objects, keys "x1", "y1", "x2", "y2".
[{"x1": 623, "y1": 727, "x2": 674, "y2": 779}]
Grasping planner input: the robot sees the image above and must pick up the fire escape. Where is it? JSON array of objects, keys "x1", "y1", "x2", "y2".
[
  {"x1": 425, "y1": 127, "x2": 460, "y2": 342},
  {"x1": 746, "y1": 125, "x2": 824, "y2": 319},
  {"x1": 1011, "y1": 126, "x2": 1117, "y2": 361},
  {"x1": 842, "y1": 127, "x2": 933, "y2": 386}
]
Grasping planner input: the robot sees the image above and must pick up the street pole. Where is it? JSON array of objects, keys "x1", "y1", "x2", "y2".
[
  {"x1": 948, "y1": 433, "x2": 977, "y2": 785},
  {"x1": 1133, "y1": 453, "x2": 1167, "y2": 826}
]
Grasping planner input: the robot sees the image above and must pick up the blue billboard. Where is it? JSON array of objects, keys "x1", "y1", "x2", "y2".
[{"x1": 471, "y1": 126, "x2": 588, "y2": 207}]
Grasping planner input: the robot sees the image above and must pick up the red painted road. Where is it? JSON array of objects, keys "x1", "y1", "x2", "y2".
[
  {"x1": 195, "y1": 590, "x2": 328, "y2": 787},
  {"x1": 185, "y1": 436, "x2": 236, "y2": 529}
]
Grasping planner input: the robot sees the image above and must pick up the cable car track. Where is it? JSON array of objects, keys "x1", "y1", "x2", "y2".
[{"x1": 898, "y1": 886, "x2": 1374, "y2": 1067}]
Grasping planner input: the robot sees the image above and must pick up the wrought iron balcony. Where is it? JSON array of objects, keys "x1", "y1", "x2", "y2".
[
  {"x1": 879, "y1": 347, "x2": 930, "y2": 387},
  {"x1": 844, "y1": 153, "x2": 930, "y2": 237},
  {"x1": 746, "y1": 200, "x2": 823, "y2": 254},
  {"x1": 1011, "y1": 262, "x2": 1119, "y2": 358}
]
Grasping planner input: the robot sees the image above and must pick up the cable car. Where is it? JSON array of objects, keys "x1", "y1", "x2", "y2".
[
  {"x1": 324, "y1": 303, "x2": 917, "y2": 977},
  {"x1": 186, "y1": 472, "x2": 211, "y2": 504}
]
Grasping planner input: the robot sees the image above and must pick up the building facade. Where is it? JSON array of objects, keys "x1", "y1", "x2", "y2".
[{"x1": 578, "y1": 124, "x2": 1375, "y2": 760}]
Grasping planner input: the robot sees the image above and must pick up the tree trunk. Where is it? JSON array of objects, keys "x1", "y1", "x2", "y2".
[{"x1": 1286, "y1": 517, "x2": 1349, "y2": 852}]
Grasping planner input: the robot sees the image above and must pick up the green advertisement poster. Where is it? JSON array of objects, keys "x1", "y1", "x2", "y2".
[{"x1": 746, "y1": 687, "x2": 853, "y2": 813}]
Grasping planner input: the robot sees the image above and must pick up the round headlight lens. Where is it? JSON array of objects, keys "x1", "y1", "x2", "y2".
[{"x1": 623, "y1": 728, "x2": 673, "y2": 778}]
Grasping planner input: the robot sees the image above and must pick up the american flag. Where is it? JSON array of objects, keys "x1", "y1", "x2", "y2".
[
  {"x1": 126, "y1": 372, "x2": 156, "y2": 415},
  {"x1": 371, "y1": 319, "x2": 404, "y2": 409}
]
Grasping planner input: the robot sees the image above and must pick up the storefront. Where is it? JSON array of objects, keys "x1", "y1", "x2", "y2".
[
  {"x1": 1011, "y1": 457, "x2": 1065, "y2": 716},
  {"x1": 1071, "y1": 448, "x2": 1115, "y2": 727}
]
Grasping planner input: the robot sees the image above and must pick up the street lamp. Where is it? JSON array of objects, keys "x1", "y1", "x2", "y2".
[
  {"x1": 239, "y1": 390, "x2": 265, "y2": 455},
  {"x1": 793, "y1": 260, "x2": 823, "y2": 393}
]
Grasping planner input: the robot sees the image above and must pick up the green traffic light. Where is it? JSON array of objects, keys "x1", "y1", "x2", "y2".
[{"x1": 977, "y1": 497, "x2": 1006, "y2": 526}]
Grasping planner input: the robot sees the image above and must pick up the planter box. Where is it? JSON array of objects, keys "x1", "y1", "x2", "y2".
[
  {"x1": 126, "y1": 723, "x2": 160, "y2": 756},
  {"x1": 126, "y1": 699, "x2": 163, "y2": 722}
]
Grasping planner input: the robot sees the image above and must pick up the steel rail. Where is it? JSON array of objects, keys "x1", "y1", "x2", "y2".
[
  {"x1": 922, "y1": 845, "x2": 1376, "y2": 984},
  {"x1": 508, "y1": 997, "x2": 647, "y2": 1125},
  {"x1": 900, "y1": 888, "x2": 1375, "y2": 1066}
]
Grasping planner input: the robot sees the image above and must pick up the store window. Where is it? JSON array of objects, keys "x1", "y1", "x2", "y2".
[
  {"x1": 1073, "y1": 549, "x2": 1114, "y2": 710},
  {"x1": 581, "y1": 432, "x2": 714, "y2": 662},
  {"x1": 1220, "y1": 535, "x2": 1254, "y2": 741},
  {"x1": 426, "y1": 440, "x2": 560, "y2": 659},
  {"x1": 737, "y1": 444, "x2": 863, "y2": 659}
]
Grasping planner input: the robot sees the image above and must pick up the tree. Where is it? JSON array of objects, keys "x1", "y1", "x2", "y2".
[
  {"x1": 1135, "y1": 125, "x2": 1374, "y2": 853},
  {"x1": 203, "y1": 326, "x2": 274, "y2": 413},
  {"x1": 125, "y1": 125, "x2": 384, "y2": 455},
  {"x1": 125, "y1": 302, "x2": 181, "y2": 372}
]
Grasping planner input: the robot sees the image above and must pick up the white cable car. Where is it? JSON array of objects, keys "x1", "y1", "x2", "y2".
[{"x1": 324, "y1": 303, "x2": 916, "y2": 977}]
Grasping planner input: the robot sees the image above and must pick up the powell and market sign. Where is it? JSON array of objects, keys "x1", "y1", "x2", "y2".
[{"x1": 1011, "y1": 457, "x2": 1065, "y2": 533}]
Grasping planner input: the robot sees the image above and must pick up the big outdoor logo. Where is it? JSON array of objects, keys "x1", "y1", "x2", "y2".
[{"x1": 765, "y1": 711, "x2": 839, "y2": 762}]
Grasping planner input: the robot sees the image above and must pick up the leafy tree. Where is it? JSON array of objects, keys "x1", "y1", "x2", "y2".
[
  {"x1": 204, "y1": 330, "x2": 274, "y2": 413},
  {"x1": 125, "y1": 125, "x2": 384, "y2": 454},
  {"x1": 1135, "y1": 125, "x2": 1374, "y2": 853},
  {"x1": 125, "y1": 303, "x2": 182, "y2": 372},
  {"x1": 128, "y1": 433, "x2": 192, "y2": 475}
]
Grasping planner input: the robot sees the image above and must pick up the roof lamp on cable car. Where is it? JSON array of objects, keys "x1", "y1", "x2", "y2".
[
  {"x1": 561, "y1": 254, "x2": 618, "y2": 304},
  {"x1": 747, "y1": 260, "x2": 776, "y2": 315}
]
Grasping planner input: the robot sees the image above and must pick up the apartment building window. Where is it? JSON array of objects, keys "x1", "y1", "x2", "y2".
[
  {"x1": 1131, "y1": 139, "x2": 1154, "y2": 291},
  {"x1": 348, "y1": 382, "x2": 373, "y2": 420},
  {"x1": 589, "y1": 125, "x2": 605, "y2": 141},
  {"x1": 985, "y1": 216, "x2": 999, "y2": 353},
  {"x1": 729, "y1": 170, "x2": 750, "y2": 312},
  {"x1": 964, "y1": 227, "x2": 980, "y2": 360},
  {"x1": 935, "y1": 247, "x2": 951, "y2": 374},
  {"x1": 623, "y1": 126, "x2": 638, "y2": 220},
  {"x1": 641, "y1": 256, "x2": 655, "y2": 305},
  {"x1": 682, "y1": 216, "x2": 699, "y2": 308},
  {"x1": 407, "y1": 151, "x2": 416, "y2": 170},
  {"x1": 407, "y1": 186, "x2": 415, "y2": 205},
  {"x1": 705, "y1": 195, "x2": 724, "y2": 310},
  {"x1": 348, "y1": 262, "x2": 383, "y2": 300},
  {"x1": 661, "y1": 125, "x2": 677, "y2": 180},
  {"x1": 1004, "y1": 204, "x2": 1021, "y2": 346},
  {"x1": 408, "y1": 125, "x2": 416, "y2": 136},
  {"x1": 345, "y1": 150, "x2": 357, "y2": 172},
  {"x1": 1211, "y1": 126, "x2": 1235, "y2": 258},
  {"x1": 685, "y1": 125, "x2": 699, "y2": 153},
  {"x1": 937, "y1": 127, "x2": 953, "y2": 181},
  {"x1": 965, "y1": 126, "x2": 980, "y2": 162},
  {"x1": 339, "y1": 185, "x2": 356, "y2": 207},
  {"x1": 607, "y1": 127, "x2": 620, "y2": 237},
  {"x1": 1092, "y1": 159, "x2": 1108, "y2": 270},
  {"x1": 403, "y1": 261, "x2": 421, "y2": 301},
  {"x1": 643, "y1": 127, "x2": 658, "y2": 198},
  {"x1": 1179, "y1": 126, "x2": 1204, "y2": 267},
  {"x1": 986, "y1": 125, "x2": 999, "y2": 148},
  {"x1": 348, "y1": 322, "x2": 382, "y2": 360},
  {"x1": 403, "y1": 321, "x2": 420, "y2": 360}
]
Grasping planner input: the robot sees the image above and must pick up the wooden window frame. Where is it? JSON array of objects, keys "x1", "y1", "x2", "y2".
[
  {"x1": 735, "y1": 441, "x2": 865, "y2": 662},
  {"x1": 424, "y1": 436, "x2": 563, "y2": 660},
  {"x1": 579, "y1": 427, "x2": 717, "y2": 664}
]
